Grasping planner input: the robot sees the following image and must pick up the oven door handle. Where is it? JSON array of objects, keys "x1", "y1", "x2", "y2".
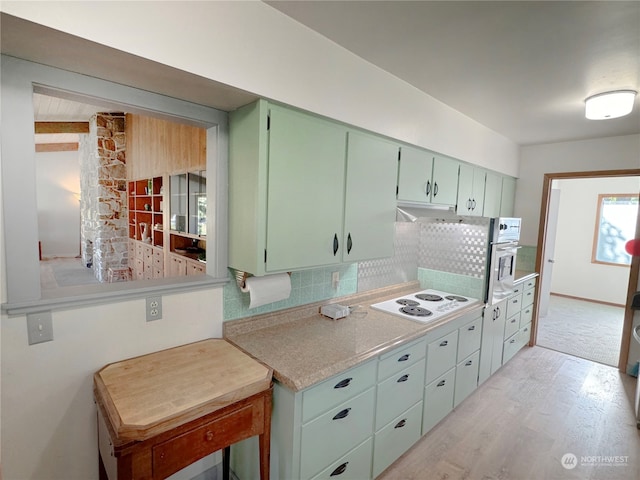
[{"x1": 494, "y1": 243, "x2": 521, "y2": 252}]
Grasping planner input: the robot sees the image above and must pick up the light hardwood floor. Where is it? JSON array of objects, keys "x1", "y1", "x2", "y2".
[{"x1": 378, "y1": 346, "x2": 639, "y2": 480}]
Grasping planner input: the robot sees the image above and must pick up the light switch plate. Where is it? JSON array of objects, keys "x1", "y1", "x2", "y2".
[{"x1": 27, "y1": 311, "x2": 54, "y2": 345}]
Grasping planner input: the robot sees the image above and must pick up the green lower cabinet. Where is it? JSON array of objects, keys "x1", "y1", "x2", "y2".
[
  {"x1": 373, "y1": 401, "x2": 423, "y2": 477},
  {"x1": 422, "y1": 367, "x2": 456, "y2": 434},
  {"x1": 300, "y1": 388, "x2": 376, "y2": 479},
  {"x1": 375, "y1": 359, "x2": 426, "y2": 429},
  {"x1": 310, "y1": 437, "x2": 373, "y2": 480}
]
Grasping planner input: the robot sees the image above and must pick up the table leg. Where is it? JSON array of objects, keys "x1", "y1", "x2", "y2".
[{"x1": 222, "y1": 445, "x2": 230, "y2": 480}]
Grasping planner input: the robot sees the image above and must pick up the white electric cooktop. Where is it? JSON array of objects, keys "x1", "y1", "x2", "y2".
[{"x1": 370, "y1": 289, "x2": 479, "y2": 323}]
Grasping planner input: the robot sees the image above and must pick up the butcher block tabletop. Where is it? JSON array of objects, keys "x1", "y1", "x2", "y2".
[{"x1": 94, "y1": 339, "x2": 273, "y2": 443}]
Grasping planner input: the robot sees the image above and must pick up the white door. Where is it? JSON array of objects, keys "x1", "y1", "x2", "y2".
[{"x1": 539, "y1": 188, "x2": 561, "y2": 317}]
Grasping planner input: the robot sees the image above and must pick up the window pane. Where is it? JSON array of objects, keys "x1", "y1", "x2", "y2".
[{"x1": 594, "y1": 195, "x2": 639, "y2": 265}]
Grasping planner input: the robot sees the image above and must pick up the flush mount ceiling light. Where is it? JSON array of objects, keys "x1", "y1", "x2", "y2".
[{"x1": 585, "y1": 90, "x2": 637, "y2": 120}]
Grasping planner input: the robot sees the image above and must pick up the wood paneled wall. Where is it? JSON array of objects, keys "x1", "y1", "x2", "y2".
[{"x1": 125, "y1": 113, "x2": 206, "y2": 179}]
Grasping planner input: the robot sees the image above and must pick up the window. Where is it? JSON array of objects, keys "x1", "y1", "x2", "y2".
[{"x1": 592, "y1": 194, "x2": 639, "y2": 266}]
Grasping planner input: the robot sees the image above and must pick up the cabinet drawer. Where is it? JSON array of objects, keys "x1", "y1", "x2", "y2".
[
  {"x1": 153, "y1": 402, "x2": 259, "y2": 480},
  {"x1": 503, "y1": 333, "x2": 520, "y2": 364},
  {"x1": 521, "y1": 304, "x2": 533, "y2": 324},
  {"x1": 454, "y1": 351, "x2": 480, "y2": 407},
  {"x1": 519, "y1": 322, "x2": 532, "y2": 348},
  {"x1": 422, "y1": 367, "x2": 455, "y2": 434},
  {"x1": 457, "y1": 316, "x2": 481, "y2": 363},
  {"x1": 504, "y1": 312, "x2": 521, "y2": 340},
  {"x1": 522, "y1": 287, "x2": 535, "y2": 308},
  {"x1": 378, "y1": 338, "x2": 425, "y2": 381},
  {"x1": 376, "y1": 359, "x2": 425, "y2": 429},
  {"x1": 373, "y1": 401, "x2": 423, "y2": 478},
  {"x1": 301, "y1": 388, "x2": 375, "y2": 480},
  {"x1": 523, "y1": 278, "x2": 537, "y2": 290},
  {"x1": 310, "y1": 437, "x2": 373, "y2": 480},
  {"x1": 153, "y1": 248, "x2": 163, "y2": 266},
  {"x1": 425, "y1": 330, "x2": 458, "y2": 384},
  {"x1": 506, "y1": 293, "x2": 523, "y2": 319},
  {"x1": 302, "y1": 360, "x2": 376, "y2": 423}
]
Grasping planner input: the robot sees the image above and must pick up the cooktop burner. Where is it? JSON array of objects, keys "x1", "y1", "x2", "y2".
[
  {"x1": 396, "y1": 298, "x2": 420, "y2": 307},
  {"x1": 415, "y1": 293, "x2": 443, "y2": 302},
  {"x1": 445, "y1": 295, "x2": 468, "y2": 302},
  {"x1": 399, "y1": 306, "x2": 432, "y2": 317},
  {"x1": 370, "y1": 289, "x2": 479, "y2": 323}
]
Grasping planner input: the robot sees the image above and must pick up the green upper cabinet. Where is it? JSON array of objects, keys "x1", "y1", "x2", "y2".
[
  {"x1": 457, "y1": 164, "x2": 486, "y2": 216},
  {"x1": 343, "y1": 131, "x2": 399, "y2": 262},
  {"x1": 482, "y1": 171, "x2": 502, "y2": 218},
  {"x1": 499, "y1": 176, "x2": 517, "y2": 217},
  {"x1": 229, "y1": 100, "x2": 397, "y2": 276},
  {"x1": 397, "y1": 147, "x2": 458, "y2": 206},
  {"x1": 397, "y1": 145, "x2": 433, "y2": 204},
  {"x1": 266, "y1": 105, "x2": 347, "y2": 272}
]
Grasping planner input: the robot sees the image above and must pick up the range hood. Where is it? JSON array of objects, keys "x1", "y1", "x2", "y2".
[{"x1": 396, "y1": 201, "x2": 460, "y2": 222}]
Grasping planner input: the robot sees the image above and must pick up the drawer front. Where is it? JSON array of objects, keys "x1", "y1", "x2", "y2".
[
  {"x1": 519, "y1": 322, "x2": 532, "y2": 348},
  {"x1": 135, "y1": 242, "x2": 144, "y2": 258},
  {"x1": 456, "y1": 316, "x2": 482, "y2": 363},
  {"x1": 377, "y1": 338, "x2": 426, "y2": 381},
  {"x1": 523, "y1": 277, "x2": 537, "y2": 290},
  {"x1": 422, "y1": 367, "x2": 455, "y2": 434},
  {"x1": 425, "y1": 330, "x2": 458, "y2": 384},
  {"x1": 376, "y1": 359, "x2": 425, "y2": 429},
  {"x1": 153, "y1": 402, "x2": 260, "y2": 480},
  {"x1": 301, "y1": 388, "x2": 375, "y2": 479},
  {"x1": 503, "y1": 333, "x2": 520, "y2": 364},
  {"x1": 504, "y1": 312, "x2": 521, "y2": 340},
  {"x1": 310, "y1": 437, "x2": 373, "y2": 480},
  {"x1": 520, "y1": 304, "x2": 533, "y2": 325},
  {"x1": 506, "y1": 293, "x2": 523, "y2": 319},
  {"x1": 454, "y1": 351, "x2": 480, "y2": 407},
  {"x1": 303, "y1": 360, "x2": 376, "y2": 423},
  {"x1": 372, "y1": 401, "x2": 423, "y2": 478},
  {"x1": 522, "y1": 287, "x2": 535, "y2": 307}
]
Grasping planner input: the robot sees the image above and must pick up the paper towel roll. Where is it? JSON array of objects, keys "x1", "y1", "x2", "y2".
[{"x1": 240, "y1": 273, "x2": 292, "y2": 309}]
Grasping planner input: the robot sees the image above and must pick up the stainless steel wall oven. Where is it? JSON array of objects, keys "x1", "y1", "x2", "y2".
[{"x1": 486, "y1": 217, "x2": 522, "y2": 305}]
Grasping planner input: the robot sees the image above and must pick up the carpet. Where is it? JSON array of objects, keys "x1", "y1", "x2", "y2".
[
  {"x1": 536, "y1": 295, "x2": 624, "y2": 367},
  {"x1": 52, "y1": 260, "x2": 100, "y2": 287}
]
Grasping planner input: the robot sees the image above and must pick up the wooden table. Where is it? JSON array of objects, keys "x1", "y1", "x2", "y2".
[{"x1": 94, "y1": 339, "x2": 273, "y2": 480}]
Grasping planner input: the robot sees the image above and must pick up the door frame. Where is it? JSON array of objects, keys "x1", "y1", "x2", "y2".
[{"x1": 531, "y1": 168, "x2": 640, "y2": 372}]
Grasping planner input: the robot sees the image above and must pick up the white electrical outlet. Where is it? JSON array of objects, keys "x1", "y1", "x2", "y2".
[
  {"x1": 27, "y1": 311, "x2": 54, "y2": 345},
  {"x1": 146, "y1": 296, "x2": 162, "y2": 321}
]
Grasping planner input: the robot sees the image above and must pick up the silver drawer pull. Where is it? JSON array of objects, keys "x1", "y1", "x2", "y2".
[
  {"x1": 510, "y1": 339, "x2": 516, "y2": 344},
  {"x1": 334, "y1": 378, "x2": 352, "y2": 389},
  {"x1": 397, "y1": 374, "x2": 409, "y2": 383},
  {"x1": 330, "y1": 462, "x2": 349, "y2": 477},
  {"x1": 512, "y1": 299, "x2": 518, "y2": 304},
  {"x1": 437, "y1": 379, "x2": 446, "y2": 387},
  {"x1": 439, "y1": 340, "x2": 448, "y2": 347},
  {"x1": 394, "y1": 419, "x2": 407, "y2": 429},
  {"x1": 398, "y1": 353, "x2": 410, "y2": 362},
  {"x1": 467, "y1": 325, "x2": 475, "y2": 331},
  {"x1": 510, "y1": 319, "x2": 516, "y2": 323},
  {"x1": 332, "y1": 408, "x2": 351, "y2": 420},
  {"x1": 465, "y1": 360, "x2": 473, "y2": 366}
]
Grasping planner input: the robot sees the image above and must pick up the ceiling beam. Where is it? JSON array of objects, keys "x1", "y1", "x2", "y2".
[
  {"x1": 35, "y1": 142, "x2": 79, "y2": 153},
  {"x1": 34, "y1": 122, "x2": 89, "y2": 134}
]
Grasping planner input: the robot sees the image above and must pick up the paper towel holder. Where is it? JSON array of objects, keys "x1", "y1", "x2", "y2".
[{"x1": 234, "y1": 269, "x2": 291, "y2": 290}]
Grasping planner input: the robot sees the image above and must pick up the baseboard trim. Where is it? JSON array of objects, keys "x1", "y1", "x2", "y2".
[{"x1": 550, "y1": 292, "x2": 625, "y2": 309}]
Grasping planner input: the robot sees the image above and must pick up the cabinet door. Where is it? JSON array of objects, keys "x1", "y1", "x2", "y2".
[
  {"x1": 483, "y1": 172, "x2": 502, "y2": 218},
  {"x1": 500, "y1": 176, "x2": 516, "y2": 217},
  {"x1": 431, "y1": 155, "x2": 459, "y2": 206},
  {"x1": 187, "y1": 171, "x2": 206, "y2": 236},
  {"x1": 397, "y1": 145, "x2": 433, "y2": 204},
  {"x1": 343, "y1": 131, "x2": 399, "y2": 262},
  {"x1": 454, "y1": 350, "x2": 480, "y2": 407},
  {"x1": 266, "y1": 106, "x2": 347, "y2": 272},
  {"x1": 490, "y1": 303, "x2": 506, "y2": 375},
  {"x1": 169, "y1": 174, "x2": 187, "y2": 232},
  {"x1": 422, "y1": 367, "x2": 455, "y2": 434},
  {"x1": 425, "y1": 330, "x2": 458, "y2": 384},
  {"x1": 457, "y1": 164, "x2": 485, "y2": 216},
  {"x1": 478, "y1": 300, "x2": 507, "y2": 384}
]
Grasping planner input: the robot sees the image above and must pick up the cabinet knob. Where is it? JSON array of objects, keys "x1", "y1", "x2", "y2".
[
  {"x1": 205, "y1": 431, "x2": 214, "y2": 442},
  {"x1": 332, "y1": 408, "x2": 351, "y2": 420},
  {"x1": 465, "y1": 360, "x2": 473, "y2": 366},
  {"x1": 333, "y1": 234, "x2": 339, "y2": 256},
  {"x1": 347, "y1": 233, "x2": 353, "y2": 254},
  {"x1": 433, "y1": 182, "x2": 439, "y2": 197},
  {"x1": 397, "y1": 374, "x2": 409, "y2": 383},
  {"x1": 398, "y1": 353, "x2": 410, "y2": 362},
  {"x1": 467, "y1": 325, "x2": 475, "y2": 331},
  {"x1": 425, "y1": 180, "x2": 431, "y2": 197},
  {"x1": 437, "y1": 379, "x2": 446, "y2": 387},
  {"x1": 394, "y1": 419, "x2": 407, "y2": 429},
  {"x1": 439, "y1": 340, "x2": 448, "y2": 347},
  {"x1": 330, "y1": 462, "x2": 349, "y2": 477},
  {"x1": 333, "y1": 377, "x2": 352, "y2": 389}
]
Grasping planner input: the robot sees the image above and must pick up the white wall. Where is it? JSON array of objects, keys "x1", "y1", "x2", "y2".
[
  {"x1": 0, "y1": 1, "x2": 519, "y2": 176},
  {"x1": 36, "y1": 149, "x2": 81, "y2": 258},
  {"x1": 551, "y1": 177, "x2": 638, "y2": 305},
  {"x1": 517, "y1": 134, "x2": 640, "y2": 245}
]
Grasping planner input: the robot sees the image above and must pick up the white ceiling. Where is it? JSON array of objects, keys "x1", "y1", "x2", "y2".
[
  {"x1": 266, "y1": 1, "x2": 640, "y2": 146},
  {"x1": 4, "y1": 2, "x2": 640, "y2": 147}
]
